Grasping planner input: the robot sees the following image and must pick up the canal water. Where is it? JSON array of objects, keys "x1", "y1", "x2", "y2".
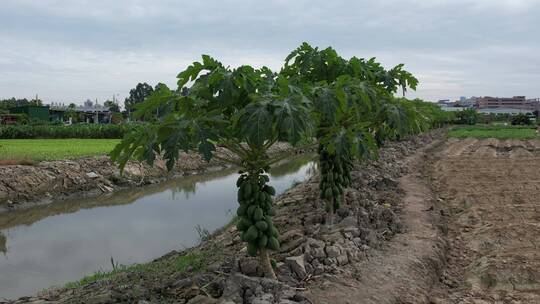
[{"x1": 0, "y1": 155, "x2": 316, "y2": 299}]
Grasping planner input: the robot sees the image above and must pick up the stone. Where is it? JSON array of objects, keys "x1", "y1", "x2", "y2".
[
  {"x1": 306, "y1": 237, "x2": 325, "y2": 248},
  {"x1": 352, "y1": 237, "x2": 363, "y2": 246},
  {"x1": 285, "y1": 255, "x2": 307, "y2": 280},
  {"x1": 84, "y1": 292, "x2": 113, "y2": 304},
  {"x1": 86, "y1": 172, "x2": 100, "y2": 178},
  {"x1": 187, "y1": 295, "x2": 217, "y2": 304},
  {"x1": 251, "y1": 293, "x2": 274, "y2": 304},
  {"x1": 238, "y1": 257, "x2": 263, "y2": 277},
  {"x1": 342, "y1": 227, "x2": 360, "y2": 236},
  {"x1": 311, "y1": 247, "x2": 326, "y2": 259},
  {"x1": 336, "y1": 254, "x2": 349, "y2": 266},
  {"x1": 278, "y1": 229, "x2": 303, "y2": 243},
  {"x1": 221, "y1": 273, "x2": 284, "y2": 304},
  {"x1": 325, "y1": 245, "x2": 341, "y2": 258}
]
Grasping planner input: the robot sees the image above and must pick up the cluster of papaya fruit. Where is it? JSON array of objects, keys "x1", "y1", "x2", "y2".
[
  {"x1": 318, "y1": 147, "x2": 353, "y2": 212},
  {"x1": 235, "y1": 171, "x2": 280, "y2": 257}
]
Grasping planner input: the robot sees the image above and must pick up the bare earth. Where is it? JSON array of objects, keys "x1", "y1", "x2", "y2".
[
  {"x1": 429, "y1": 138, "x2": 540, "y2": 303},
  {"x1": 305, "y1": 137, "x2": 540, "y2": 304},
  {"x1": 304, "y1": 138, "x2": 447, "y2": 304}
]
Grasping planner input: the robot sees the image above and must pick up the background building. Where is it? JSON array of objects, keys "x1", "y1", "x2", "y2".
[{"x1": 476, "y1": 96, "x2": 539, "y2": 111}]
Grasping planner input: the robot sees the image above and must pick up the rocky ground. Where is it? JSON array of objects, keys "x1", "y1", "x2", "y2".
[
  {"x1": 428, "y1": 138, "x2": 540, "y2": 304},
  {"x1": 0, "y1": 143, "x2": 298, "y2": 212},
  {"x1": 2, "y1": 130, "x2": 447, "y2": 304}
]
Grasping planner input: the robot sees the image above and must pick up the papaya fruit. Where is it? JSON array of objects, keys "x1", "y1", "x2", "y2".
[
  {"x1": 264, "y1": 185, "x2": 276, "y2": 196},
  {"x1": 247, "y1": 242, "x2": 258, "y2": 257},
  {"x1": 268, "y1": 237, "x2": 280, "y2": 250},
  {"x1": 247, "y1": 205, "x2": 256, "y2": 217},
  {"x1": 245, "y1": 225, "x2": 258, "y2": 242},
  {"x1": 324, "y1": 187, "x2": 333, "y2": 200},
  {"x1": 236, "y1": 177, "x2": 244, "y2": 187},
  {"x1": 239, "y1": 217, "x2": 252, "y2": 229},
  {"x1": 258, "y1": 235, "x2": 268, "y2": 248},
  {"x1": 237, "y1": 205, "x2": 247, "y2": 217},
  {"x1": 270, "y1": 226, "x2": 279, "y2": 237},
  {"x1": 242, "y1": 183, "x2": 252, "y2": 199},
  {"x1": 253, "y1": 207, "x2": 263, "y2": 221},
  {"x1": 255, "y1": 220, "x2": 268, "y2": 231}
]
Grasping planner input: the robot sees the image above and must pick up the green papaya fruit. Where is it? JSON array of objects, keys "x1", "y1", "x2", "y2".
[
  {"x1": 253, "y1": 207, "x2": 263, "y2": 221},
  {"x1": 268, "y1": 208, "x2": 276, "y2": 216},
  {"x1": 332, "y1": 186, "x2": 339, "y2": 197},
  {"x1": 245, "y1": 225, "x2": 258, "y2": 242},
  {"x1": 247, "y1": 242, "x2": 258, "y2": 257},
  {"x1": 242, "y1": 183, "x2": 252, "y2": 199},
  {"x1": 270, "y1": 226, "x2": 279, "y2": 237},
  {"x1": 236, "y1": 177, "x2": 244, "y2": 187},
  {"x1": 258, "y1": 235, "x2": 268, "y2": 248},
  {"x1": 325, "y1": 203, "x2": 331, "y2": 213},
  {"x1": 237, "y1": 205, "x2": 247, "y2": 217},
  {"x1": 236, "y1": 218, "x2": 251, "y2": 231},
  {"x1": 237, "y1": 188, "x2": 243, "y2": 199},
  {"x1": 255, "y1": 220, "x2": 268, "y2": 231},
  {"x1": 264, "y1": 185, "x2": 276, "y2": 196},
  {"x1": 247, "y1": 205, "x2": 256, "y2": 217},
  {"x1": 265, "y1": 194, "x2": 272, "y2": 205},
  {"x1": 268, "y1": 237, "x2": 280, "y2": 250},
  {"x1": 324, "y1": 187, "x2": 333, "y2": 200}
]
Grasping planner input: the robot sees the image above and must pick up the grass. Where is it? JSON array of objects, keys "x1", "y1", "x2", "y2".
[
  {"x1": 448, "y1": 125, "x2": 539, "y2": 140},
  {"x1": 0, "y1": 139, "x2": 120, "y2": 162},
  {"x1": 65, "y1": 249, "x2": 220, "y2": 289}
]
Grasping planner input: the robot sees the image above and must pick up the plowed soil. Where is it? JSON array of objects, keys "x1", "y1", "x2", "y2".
[{"x1": 430, "y1": 138, "x2": 540, "y2": 303}]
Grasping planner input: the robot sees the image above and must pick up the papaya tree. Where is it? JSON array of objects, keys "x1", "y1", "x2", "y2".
[
  {"x1": 281, "y1": 44, "x2": 379, "y2": 224},
  {"x1": 281, "y1": 42, "x2": 420, "y2": 224},
  {"x1": 111, "y1": 55, "x2": 312, "y2": 279},
  {"x1": 313, "y1": 76, "x2": 379, "y2": 224}
]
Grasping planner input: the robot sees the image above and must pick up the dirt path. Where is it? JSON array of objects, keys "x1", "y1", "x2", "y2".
[
  {"x1": 303, "y1": 140, "x2": 446, "y2": 304},
  {"x1": 429, "y1": 138, "x2": 540, "y2": 304}
]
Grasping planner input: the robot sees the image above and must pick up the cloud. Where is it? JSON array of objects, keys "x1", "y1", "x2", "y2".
[{"x1": 0, "y1": 0, "x2": 539, "y2": 103}]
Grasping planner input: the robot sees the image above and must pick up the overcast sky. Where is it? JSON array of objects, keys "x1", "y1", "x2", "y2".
[{"x1": 1, "y1": 0, "x2": 539, "y2": 105}]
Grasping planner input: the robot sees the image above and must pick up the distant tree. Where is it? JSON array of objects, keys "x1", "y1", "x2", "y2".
[
  {"x1": 455, "y1": 108, "x2": 479, "y2": 125},
  {"x1": 511, "y1": 113, "x2": 532, "y2": 125},
  {"x1": 124, "y1": 83, "x2": 154, "y2": 115},
  {"x1": 0, "y1": 98, "x2": 32, "y2": 110},
  {"x1": 533, "y1": 110, "x2": 539, "y2": 119},
  {"x1": 104, "y1": 100, "x2": 121, "y2": 113}
]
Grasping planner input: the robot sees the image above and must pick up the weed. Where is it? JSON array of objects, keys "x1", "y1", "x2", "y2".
[{"x1": 64, "y1": 248, "x2": 222, "y2": 289}]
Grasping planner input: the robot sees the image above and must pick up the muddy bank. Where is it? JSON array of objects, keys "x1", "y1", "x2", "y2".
[
  {"x1": 3, "y1": 130, "x2": 447, "y2": 304},
  {"x1": 0, "y1": 143, "x2": 298, "y2": 212}
]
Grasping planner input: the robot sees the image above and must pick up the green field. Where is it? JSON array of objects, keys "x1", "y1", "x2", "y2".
[
  {"x1": 0, "y1": 139, "x2": 120, "y2": 161},
  {"x1": 448, "y1": 125, "x2": 539, "y2": 140}
]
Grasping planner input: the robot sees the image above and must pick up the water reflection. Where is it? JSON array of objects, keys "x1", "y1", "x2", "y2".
[
  {"x1": 0, "y1": 232, "x2": 6, "y2": 254},
  {"x1": 0, "y1": 155, "x2": 315, "y2": 299}
]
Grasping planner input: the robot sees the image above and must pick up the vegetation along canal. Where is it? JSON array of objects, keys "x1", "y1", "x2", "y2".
[{"x1": 0, "y1": 155, "x2": 316, "y2": 299}]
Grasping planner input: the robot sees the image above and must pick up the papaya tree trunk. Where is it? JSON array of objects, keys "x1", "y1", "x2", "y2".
[
  {"x1": 326, "y1": 201, "x2": 334, "y2": 227},
  {"x1": 259, "y1": 248, "x2": 277, "y2": 280}
]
